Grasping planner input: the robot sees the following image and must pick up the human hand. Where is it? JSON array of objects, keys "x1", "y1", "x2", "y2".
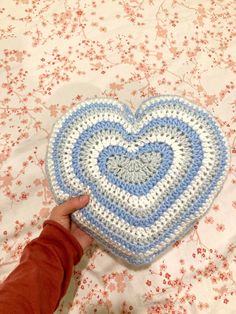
[{"x1": 49, "y1": 195, "x2": 93, "y2": 251}]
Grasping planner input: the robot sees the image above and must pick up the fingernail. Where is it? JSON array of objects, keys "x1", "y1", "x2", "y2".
[{"x1": 79, "y1": 194, "x2": 90, "y2": 201}]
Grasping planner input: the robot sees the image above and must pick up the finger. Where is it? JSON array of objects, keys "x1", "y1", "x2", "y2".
[
  {"x1": 71, "y1": 222, "x2": 92, "y2": 241},
  {"x1": 57, "y1": 195, "x2": 90, "y2": 216},
  {"x1": 72, "y1": 228, "x2": 93, "y2": 250},
  {"x1": 71, "y1": 221, "x2": 78, "y2": 233}
]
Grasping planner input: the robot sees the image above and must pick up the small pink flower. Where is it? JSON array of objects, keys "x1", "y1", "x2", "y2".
[
  {"x1": 38, "y1": 159, "x2": 44, "y2": 166},
  {"x1": 117, "y1": 281, "x2": 125, "y2": 293},
  {"x1": 107, "y1": 283, "x2": 116, "y2": 292},
  {"x1": 20, "y1": 192, "x2": 29, "y2": 200},
  {"x1": 212, "y1": 204, "x2": 220, "y2": 211},
  {"x1": 146, "y1": 280, "x2": 152, "y2": 286},
  {"x1": 204, "y1": 216, "x2": 214, "y2": 224},
  {"x1": 165, "y1": 273, "x2": 171, "y2": 279},
  {"x1": 33, "y1": 106, "x2": 42, "y2": 113},
  {"x1": 156, "y1": 25, "x2": 167, "y2": 37},
  {"x1": 180, "y1": 267, "x2": 185, "y2": 274},
  {"x1": 211, "y1": 276, "x2": 217, "y2": 284},
  {"x1": 216, "y1": 224, "x2": 225, "y2": 232},
  {"x1": 160, "y1": 264, "x2": 167, "y2": 271},
  {"x1": 76, "y1": 10, "x2": 83, "y2": 16}
]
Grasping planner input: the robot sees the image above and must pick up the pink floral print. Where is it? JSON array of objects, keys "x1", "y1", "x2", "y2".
[{"x1": 0, "y1": 0, "x2": 235, "y2": 313}]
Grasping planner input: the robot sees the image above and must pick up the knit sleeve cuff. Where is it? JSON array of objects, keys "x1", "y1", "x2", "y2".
[{"x1": 41, "y1": 219, "x2": 84, "y2": 265}]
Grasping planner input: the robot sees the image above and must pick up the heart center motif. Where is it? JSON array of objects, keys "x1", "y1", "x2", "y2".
[
  {"x1": 106, "y1": 151, "x2": 162, "y2": 184},
  {"x1": 46, "y1": 96, "x2": 229, "y2": 265}
]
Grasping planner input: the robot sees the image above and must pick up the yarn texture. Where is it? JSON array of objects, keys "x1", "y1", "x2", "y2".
[{"x1": 45, "y1": 96, "x2": 229, "y2": 265}]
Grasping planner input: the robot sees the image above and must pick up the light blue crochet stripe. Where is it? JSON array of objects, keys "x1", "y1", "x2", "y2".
[{"x1": 71, "y1": 214, "x2": 196, "y2": 265}]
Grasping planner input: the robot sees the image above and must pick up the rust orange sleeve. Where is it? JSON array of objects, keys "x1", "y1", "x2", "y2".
[{"x1": 0, "y1": 219, "x2": 83, "y2": 314}]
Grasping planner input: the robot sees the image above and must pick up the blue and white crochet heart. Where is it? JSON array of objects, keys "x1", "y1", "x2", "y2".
[{"x1": 46, "y1": 96, "x2": 229, "y2": 265}]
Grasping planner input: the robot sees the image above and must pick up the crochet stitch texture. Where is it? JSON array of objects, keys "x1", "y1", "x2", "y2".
[{"x1": 46, "y1": 96, "x2": 229, "y2": 265}]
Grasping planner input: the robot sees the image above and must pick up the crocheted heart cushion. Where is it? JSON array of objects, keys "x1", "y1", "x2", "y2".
[{"x1": 46, "y1": 96, "x2": 229, "y2": 265}]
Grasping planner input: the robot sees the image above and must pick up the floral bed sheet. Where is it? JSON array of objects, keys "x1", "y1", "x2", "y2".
[{"x1": 0, "y1": 1, "x2": 236, "y2": 313}]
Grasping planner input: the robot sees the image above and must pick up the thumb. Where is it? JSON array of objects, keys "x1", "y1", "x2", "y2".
[{"x1": 57, "y1": 195, "x2": 90, "y2": 216}]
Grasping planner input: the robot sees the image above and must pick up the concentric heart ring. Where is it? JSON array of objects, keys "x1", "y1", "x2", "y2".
[{"x1": 46, "y1": 96, "x2": 229, "y2": 265}]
